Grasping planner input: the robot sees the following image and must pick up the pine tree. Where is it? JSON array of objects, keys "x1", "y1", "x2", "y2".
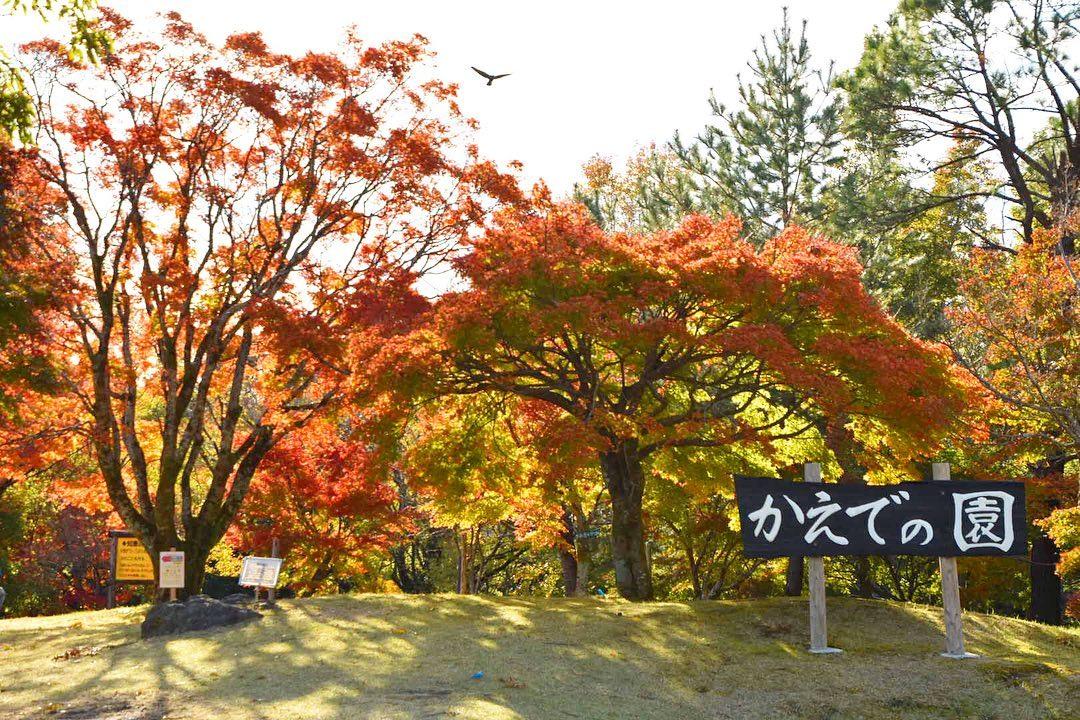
[{"x1": 671, "y1": 8, "x2": 844, "y2": 243}]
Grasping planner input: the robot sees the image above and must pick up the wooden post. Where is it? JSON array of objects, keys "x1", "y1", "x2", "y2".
[
  {"x1": 806, "y1": 463, "x2": 842, "y2": 654},
  {"x1": 106, "y1": 533, "x2": 118, "y2": 610},
  {"x1": 168, "y1": 547, "x2": 178, "y2": 603},
  {"x1": 268, "y1": 536, "x2": 280, "y2": 604},
  {"x1": 934, "y1": 462, "x2": 976, "y2": 659},
  {"x1": 457, "y1": 529, "x2": 468, "y2": 594}
]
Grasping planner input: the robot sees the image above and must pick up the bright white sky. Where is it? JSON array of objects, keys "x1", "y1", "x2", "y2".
[{"x1": 3, "y1": 0, "x2": 898, "y2": 195}]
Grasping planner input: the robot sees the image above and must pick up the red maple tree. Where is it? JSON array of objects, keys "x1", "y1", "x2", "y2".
[
  {"x1": 12, "y1": 10, "x2": 520, "y2": 593},
  {"x1": 355, "y1": 203, "x2": 971, "y2": 600},
  {"x1": 231, "y1": 416, "x2": 411, "y2": 594}
]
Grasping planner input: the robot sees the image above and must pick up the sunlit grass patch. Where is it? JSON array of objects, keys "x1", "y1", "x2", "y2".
[{"x1": 1, "y1": 594, "x2": 1078, "y2": 719}]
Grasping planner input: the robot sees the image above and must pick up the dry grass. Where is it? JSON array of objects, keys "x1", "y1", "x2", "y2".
[{"x1": 1, "y1": 594, "x2": 1078, "y2": 719}]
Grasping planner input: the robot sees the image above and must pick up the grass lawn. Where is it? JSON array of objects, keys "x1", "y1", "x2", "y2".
[{"x1": 1, "y1": 594, "x2": 1078, "y2": 719}]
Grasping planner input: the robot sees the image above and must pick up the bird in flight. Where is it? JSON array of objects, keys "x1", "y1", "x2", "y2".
[{"x1": 471, "y1": 67, "x2": 511, "y2": 86}]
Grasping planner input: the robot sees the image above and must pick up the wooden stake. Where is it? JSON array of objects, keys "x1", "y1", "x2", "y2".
[
  {"x1": 806, "y1": 463, "x2": 842, "y2": 655},
  {"x1": 934, "y1": 462, "x2": 976, "y2": 659},
  {"x1": 457, "y1": 529, "x2": 469, "y2": 594},
  {"x1": 168, "y1": 547, "x2": 178, "y2": 603},
  {"x1": 106, "y1": 533, "x2": 117, "y2": 610},
  {"x1": 268, "y1": 536, "x2": 280, "y2": 604}
]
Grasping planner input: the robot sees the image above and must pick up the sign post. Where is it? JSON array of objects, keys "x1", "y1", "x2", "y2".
[
  {"x1": 107, "y1": 530, "x2": 155, "y2": 608},
  {"x1": 804, "y1": 463, "x2": 842, "y2": 654},
  {"x1": 268, "y1": 537, "x2": 280, "y2": 604},
  {"x1": 239, "y1": 555, "x2": 283, "y2": 604},
  {"x1": 935, "y1": 462, "x2": 977, "y2": 659},
  {"x1": 107, "y1": 533, "x2": 117, "y2": 610},
  {"x1": 735, "y1": 469, "x2": 1025, "y2": 656},
  {"x1": 158, "y1": 549, "x2": 185, "y2": 602}
]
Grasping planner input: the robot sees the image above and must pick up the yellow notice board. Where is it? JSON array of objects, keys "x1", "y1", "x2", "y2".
[{"x1": 113, "y1": 534, "x2": 155, "y2": 582}]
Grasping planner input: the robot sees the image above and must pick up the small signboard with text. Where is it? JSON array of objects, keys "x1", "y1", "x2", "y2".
[
  {"x1": 734, "y1": 476, "x2": 1026, "y2": 558},
  {"x1": 158, "y1": 551, "x2": 186, "y2": 589},
  {"x1": 239, "y1": 556, "x2": 283, "y2": 589},
  {"x1": 110, "y1": 531, "x2": 155, "y2": 582}
]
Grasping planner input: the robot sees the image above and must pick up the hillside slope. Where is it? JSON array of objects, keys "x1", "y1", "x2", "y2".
[{"x1": 1, "y1": 595, "x2": 1078, "y2": 719}]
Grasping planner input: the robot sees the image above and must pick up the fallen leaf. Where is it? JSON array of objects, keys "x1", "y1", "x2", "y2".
[{"x1": 53, "y1": 646, "x2": 100, "y2": 661}]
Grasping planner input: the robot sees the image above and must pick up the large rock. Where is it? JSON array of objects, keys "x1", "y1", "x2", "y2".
[{"x1": 141, "y1": 594, "x2": 261, "y2": 639}]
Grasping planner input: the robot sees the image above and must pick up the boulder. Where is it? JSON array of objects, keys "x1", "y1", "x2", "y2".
[{"x1": 141, "y1": 594, "x2": 261, "y2": 639}]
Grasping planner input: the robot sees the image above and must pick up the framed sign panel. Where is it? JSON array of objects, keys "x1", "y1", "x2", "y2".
[
  {"x1": 109, "y1": 530, "x2": 155, "y2": 582},
  {"x1": 735, "y1": 476, "x2": 1025, "y2": 558},
  {"x1": 239, "y1": 556, "x2": 283, "y2": 589},
  {"x1": 158, "y1": 551, "x2": 186, "y2": 589}
]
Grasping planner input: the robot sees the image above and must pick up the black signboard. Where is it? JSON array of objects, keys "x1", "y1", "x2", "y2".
[{"x1": 735, "y1": 476, "x2": 1026, "y2": 558}]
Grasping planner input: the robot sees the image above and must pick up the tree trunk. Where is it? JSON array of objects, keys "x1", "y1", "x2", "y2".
[
  {"x1": 684, "y1": 541, "x2": 703, "y2": 599},
  {"x1": 183, "y1": 544, "x2": 209, "y2": 600},
  {"x1": 1028, "y1": 456, "x2": 1066, "y2": 625},
  {"x1": 90, "y1": 317, "x2": 276, "y2": 602},
  {"x1": 1029, "y1": 532, "x2": 1063, "y2": 625},
  {"x1": 571, "y1": 506, "x2": 594, "y2": 597},
  {"x1": 574, "y1": 539, "x2": 592, "y2": 597},
  {"x1": 823, "y1": 414, "x2": 874, "y2": 597},
  {"x1": 785, "y1": 556, "x2": 804, "y2": 595},
  {"x1": 852, "y1": 558, "x2": 873, "y2": 599},
  {"x1": 600, "y1": 440, "x2": 652, "y2": 601},
  {"x1": 557, "y1": 509, "x2": 578, "y2": 596},
  {"x1": 558, "y1": 546, "x2": 578, "y2": 597},
  {"x1": 308, "y1": 550, "x2": 336, "y2": 591},
  {"x1": 456, "y1": 529, "x2": 469, "y2": 594}
]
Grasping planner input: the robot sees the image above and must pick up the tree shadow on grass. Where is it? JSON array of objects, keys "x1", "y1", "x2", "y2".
[
  {"x1": 3, "y1": 595, "x2": 1079, "y2": 720},
  {"x1": 715, "y1": 596, "x2": 1080, "y2": 720}
]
